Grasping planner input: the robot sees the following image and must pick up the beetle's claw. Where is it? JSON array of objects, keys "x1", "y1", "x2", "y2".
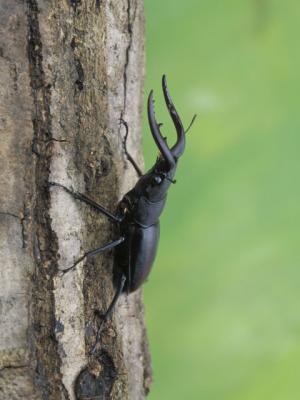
[
  {"x1": 148, "y1": 75, "x2": 192, "y2": 165},
  {"x1": 162, "y1": 75, "x2": 185, "y2": 159},
  {"x1": 148, "y1": 90, "x2": 175, "y2": 169}
]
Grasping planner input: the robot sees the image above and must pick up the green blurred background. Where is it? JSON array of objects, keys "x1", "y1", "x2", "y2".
[{"x1": 142, "y1": 1, "x2": 300, "y2": 399}]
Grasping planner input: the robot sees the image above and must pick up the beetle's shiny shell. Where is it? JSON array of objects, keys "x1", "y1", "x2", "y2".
[{"x1": 116, "y1": 222, "x2": 160, "y2": 292}]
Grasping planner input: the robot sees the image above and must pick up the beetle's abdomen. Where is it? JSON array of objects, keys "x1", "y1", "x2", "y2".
[{"x1": 116, "y1": 222, "x2": 160, "y2": 292}]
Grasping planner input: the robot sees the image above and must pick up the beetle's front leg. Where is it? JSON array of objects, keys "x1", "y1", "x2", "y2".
[{"x1": 120, "y1": 119, "x2": 143, "y2": 178}]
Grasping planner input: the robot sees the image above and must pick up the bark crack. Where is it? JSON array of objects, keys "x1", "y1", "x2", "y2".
[
  {"x1": 20, "y1": 202, "x2": 31, "y2": 249},
  {"x1": 26, "y1": 1, "x2": 69, "y2": 398},
  {"x1": 0, "y1": 365, "x2": 29, "y2": 374},
  {"x1": 0, "y1": 211, "x2": 19, "y2": 219},
  {"x1": 0, "y1": 209, "x2": 28, "y2": 248},
  {"x1": 122, "y1": 0, "x2": 137, "y2": 115}
]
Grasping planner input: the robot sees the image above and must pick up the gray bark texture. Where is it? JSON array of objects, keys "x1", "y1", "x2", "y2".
[{"x1": 0, "y1": 1, "x2": 152, "y2": 399}]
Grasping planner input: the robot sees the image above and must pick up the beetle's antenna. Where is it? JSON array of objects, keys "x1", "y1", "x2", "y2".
[
  {"x1": 185, "y1": 114, "x2": 197, "y2": 134},
  {"x1": 120, "y1": 118, "x2": 143, "y2": 177},
  {"x1": 166, "y1": 177, "x2": 177, "y2": 184},
  {"x1": 159, "y1": 171, "x2": 177, "y2": 184}
]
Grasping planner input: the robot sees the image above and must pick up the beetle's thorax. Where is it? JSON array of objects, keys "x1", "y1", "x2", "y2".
[{"x1": 119, "y1": 160, "x2": 177, "y2": 228}]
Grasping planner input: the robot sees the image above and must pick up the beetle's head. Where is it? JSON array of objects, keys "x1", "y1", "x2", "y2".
[{"x1": 135, "y1": 75, "x2": 192, "y2": 202}]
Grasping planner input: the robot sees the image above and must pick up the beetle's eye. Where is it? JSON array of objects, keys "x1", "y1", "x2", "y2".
[{"x1": 153, "y1": 176, "x2": 162, "y2": 185}]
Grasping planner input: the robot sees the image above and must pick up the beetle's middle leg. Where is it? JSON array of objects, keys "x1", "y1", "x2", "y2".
[
  {"x1": 49, "y1": 182, "x2": 121, "y2": 223},
  {"x1": 61, "y1": 237, "x2": 125, "y2": 274}
]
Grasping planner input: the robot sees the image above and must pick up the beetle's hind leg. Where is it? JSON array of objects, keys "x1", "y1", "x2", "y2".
[
  {"x1": 91, "y1": 273, "x2": 126, "y2": 355},
  {"x1": 49, "y1": 182, "x2": 121, "y2": 223},
  {"x1": 120, "y1": 118, "x2": 143, "y2": 177}
]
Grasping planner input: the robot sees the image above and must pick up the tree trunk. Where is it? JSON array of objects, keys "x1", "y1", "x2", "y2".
[{"x1": 0, "y1": 1, "x2": 151, "y2": 399}]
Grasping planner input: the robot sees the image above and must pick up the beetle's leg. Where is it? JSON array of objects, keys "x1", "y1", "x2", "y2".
[
  {"x1": 49, "y1": 182, "x2": 121, "y2": 223},
  {"x1": 60, "y1": 237, "x2": 125, "y2": 274},
  {"x1": 85, "y1": 237, "x2": 124, "y2": 258},
  {"x1": 90, "y1": 273, "x2": 126, "y2": 355},
  {"x1": 120, "y1": 119, "x2": 143, "y2": 177}
]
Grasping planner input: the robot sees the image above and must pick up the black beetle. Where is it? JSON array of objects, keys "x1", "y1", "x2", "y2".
[{"x1": 50, "y1": 75, "x2": 195, "y2": 352}]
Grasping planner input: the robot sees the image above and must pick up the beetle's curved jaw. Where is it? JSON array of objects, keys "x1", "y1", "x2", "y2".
[
  {"x1": 162, "y1": 75, "x2": 185, "y2": 159},
  {"x1": 148, "y1": 75, "x2": 188, "y2": 168},
  {"x1": 148, "y1": 91, "x2": 176, "y2": 170}
]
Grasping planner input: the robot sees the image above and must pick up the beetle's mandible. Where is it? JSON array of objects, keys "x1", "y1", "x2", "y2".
[{"x1": 50, "y1": 75, "x2": 195, "y2": 353}]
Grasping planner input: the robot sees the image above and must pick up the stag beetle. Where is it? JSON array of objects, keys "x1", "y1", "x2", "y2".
[{"x1": 50, "y1": 75, "x2": 195, "y2": 353}]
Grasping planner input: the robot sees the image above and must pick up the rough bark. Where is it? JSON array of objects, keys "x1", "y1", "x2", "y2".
[{"x1": 0, "y1": 1, "x2": 151, "y2": 399}]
